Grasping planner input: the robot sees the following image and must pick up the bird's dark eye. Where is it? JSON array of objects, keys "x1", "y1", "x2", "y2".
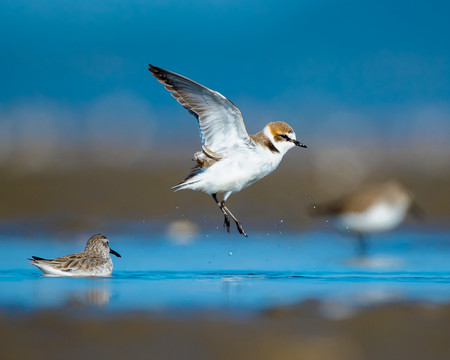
[{"x1": 280, "y1": 134, "x2": 290, "y2": 140}]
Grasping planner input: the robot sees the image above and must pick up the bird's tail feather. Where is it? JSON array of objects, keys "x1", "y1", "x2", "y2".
[{"x1": 171, "y1": 179, "x2": 202, "y2": 192}]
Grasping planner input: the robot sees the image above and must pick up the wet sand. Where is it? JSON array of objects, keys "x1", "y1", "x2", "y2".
[
  {"x1": 1, "y1": 302, "x2": 449, "y2": 360},
  {"x1": 1, "y1": 161, "x2": 449, "y2": 235},
  {"x1": 1, "y1": 154, "x2": 449, "y2": 360}
]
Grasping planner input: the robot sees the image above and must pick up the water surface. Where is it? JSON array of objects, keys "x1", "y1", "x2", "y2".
[{"x1": 1, "y1": 227, "x2": 449, "y2": 315}]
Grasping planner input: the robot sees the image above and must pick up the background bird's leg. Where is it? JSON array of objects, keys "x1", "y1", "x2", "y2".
[
  {"x1": 221, "y1": 201, "x2": 248, "y2": 237},
  {"x1": 212, "y1": 194, "x2": 231, "y2": 232},
  {"x1": 356, "y1": 232, "x2": 368, "y2": 257}
]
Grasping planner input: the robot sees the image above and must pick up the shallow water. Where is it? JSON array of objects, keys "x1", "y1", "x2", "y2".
[{"x1": 1, "y1": 226, "x2": 449, "y2": 314}]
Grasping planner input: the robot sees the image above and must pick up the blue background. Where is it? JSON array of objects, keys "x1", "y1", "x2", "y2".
[{"x1": 1, "y1": 0, "x2": 449, "y2": 155}]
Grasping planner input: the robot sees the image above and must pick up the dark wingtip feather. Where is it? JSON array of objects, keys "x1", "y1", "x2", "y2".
[
  {"x1": 148, "y1": 64, "x2": 161, "y2": 78},
  {"x1": 148, "y1": 64, "x2": 163, "y2": 77},
  {"x1": 148, "y1": 64, "x2": 174, "y2": 86}
]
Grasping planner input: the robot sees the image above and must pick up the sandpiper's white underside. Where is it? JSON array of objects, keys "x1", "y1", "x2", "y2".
[
  {"x1": 32, "y1": 260, "x2": 113, "y2": 277},
  {"x1": 337, "y1": 200, "x2": 410, "y2": 234}
]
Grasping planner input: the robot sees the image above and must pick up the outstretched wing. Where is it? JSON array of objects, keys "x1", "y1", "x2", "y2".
[{"x1": 148, "y1": 65, "x2": 255, "y2": 155}]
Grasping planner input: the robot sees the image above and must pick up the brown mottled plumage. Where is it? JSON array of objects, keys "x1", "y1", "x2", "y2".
[{"x1": 29, "y1": 234, "x2": 121, "y2": 277}]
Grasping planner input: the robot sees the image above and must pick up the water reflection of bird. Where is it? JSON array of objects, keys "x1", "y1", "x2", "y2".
[
  {"x1": 66, "y1": 288, "x2": 111, "y2": 307},
  {"x1": 28, "y1": 234, "x2": 121, "y2": 276},
  {"x1": 309, "y1": 180, "x2": 423, "y2": 255},
  {"x1": 148, "y1": 65, "x2": 307, "y2": 237}
]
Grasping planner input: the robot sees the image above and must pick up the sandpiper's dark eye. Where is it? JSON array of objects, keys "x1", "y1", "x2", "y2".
[{"x1": 280, "y1": 134, "x2": 290, "y2": 140}]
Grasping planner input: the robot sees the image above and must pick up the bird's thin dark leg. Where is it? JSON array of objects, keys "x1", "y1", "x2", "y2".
[
  {"x1": 356, "y1": 233, "x2": 368, "y2": 257},
  {"x1": 221, "y1": 200, "x2": 248, "y2": 237},
  {"x1": 212, "y1": 194, "x2": 231, "y2": 233}
]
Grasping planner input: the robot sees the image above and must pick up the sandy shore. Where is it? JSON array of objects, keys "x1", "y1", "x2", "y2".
[
  {"x1": 1, "y1": 302, "x2": 449, "y2": 360},
  {"x1": 1, "y1": 162, "x2": 449, "y2": 235}
]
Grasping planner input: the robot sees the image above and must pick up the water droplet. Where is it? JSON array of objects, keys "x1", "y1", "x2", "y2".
[{"x1": 228, "y1": 251, "x2": 233, "y2": 256}]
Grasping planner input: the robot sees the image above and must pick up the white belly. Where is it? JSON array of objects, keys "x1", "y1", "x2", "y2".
[
  {"x1": 184, "y1": 149, "x2": 282, "y2": 195},
  {"x1": 337, "y1": 201, "x2": 409, "y2": 233},
  {"x1": 34, "y1": 262, "x2": 113, "y2": 277}
]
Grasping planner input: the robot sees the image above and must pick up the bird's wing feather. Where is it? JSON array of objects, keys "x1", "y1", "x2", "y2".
[
  {"x1": 148, "y1": 65, "x2": 255, "y2": 155},
  {"x1": 30, "y1": 253, "x2": 104, "y2": 272}
]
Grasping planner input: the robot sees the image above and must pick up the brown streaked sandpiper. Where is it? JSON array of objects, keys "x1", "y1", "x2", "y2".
[{"x1": 29, "y1": 234, "x2": 121, "y2": 277}]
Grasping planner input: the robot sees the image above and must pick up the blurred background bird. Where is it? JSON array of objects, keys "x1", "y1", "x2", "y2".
[{"x1": 309, "y1": 180, "x2": 424, "y2": 256}]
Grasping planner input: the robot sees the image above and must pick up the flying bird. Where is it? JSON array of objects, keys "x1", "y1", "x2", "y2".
[{"x1": 148, "y1": 65, "x2": 307, "y2": 236}]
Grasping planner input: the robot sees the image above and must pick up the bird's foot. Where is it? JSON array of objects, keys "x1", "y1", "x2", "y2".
[
  {"x1": 223, "y1": 214, "x2": 231, "y2": 233},
  {"x1": 235, "y1": 221, "x2": 248, "y2": 237}
]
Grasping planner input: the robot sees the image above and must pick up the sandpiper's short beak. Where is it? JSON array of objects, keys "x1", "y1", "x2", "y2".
[
  {"x1": 294, "y1": 139, "x2": 307, "y2": 148},
  {"x1": 109, "y1": 249, "x2": 121, "y2": 258}
]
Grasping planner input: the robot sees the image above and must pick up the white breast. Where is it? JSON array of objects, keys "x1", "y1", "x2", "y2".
[
  {"x1": 190, "y1": 146, "x2": 283, "y2": 195},
  {"x1": 337, "y1": 200, "x2": 409, "y2": 233},
  {"x1": 34, "y1": 260, "x2": 113, "y2": 277}
]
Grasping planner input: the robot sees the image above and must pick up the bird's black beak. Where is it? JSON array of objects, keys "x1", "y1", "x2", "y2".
[
  {"x1": 294, "y1": 139, "x2": 307, "y2": 148},
  {"x1": 109, "y1": 249, "x2": 121, "y2": 258}
]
